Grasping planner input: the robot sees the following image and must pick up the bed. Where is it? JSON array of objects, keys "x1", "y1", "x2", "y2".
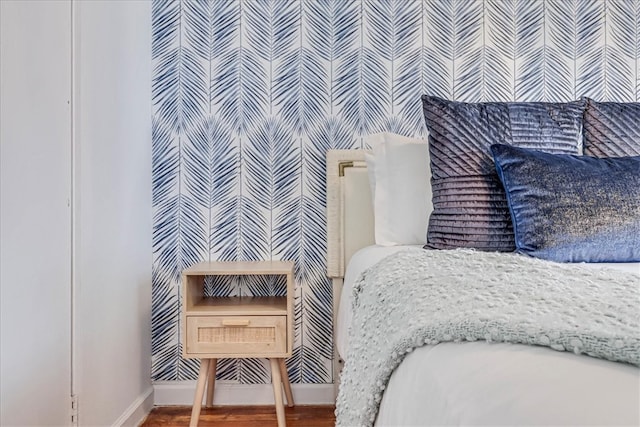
[{"x1": 327, "y1": 98, "x2": 640, "y2": 426}]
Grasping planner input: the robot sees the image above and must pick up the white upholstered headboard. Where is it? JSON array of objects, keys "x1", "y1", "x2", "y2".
[
  {"x1": 326, "y1": 150, "x2": 375, "y2": 280},
  {"x1": 326, "y1": 150, "x2": 376, "y2": 392}
]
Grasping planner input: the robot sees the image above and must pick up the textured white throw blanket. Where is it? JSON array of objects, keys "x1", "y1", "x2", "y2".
[{"x1": 335, "y1": 249, "x2": 640, "y2": 427}]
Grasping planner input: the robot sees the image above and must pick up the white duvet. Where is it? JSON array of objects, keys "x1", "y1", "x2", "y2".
[{"x1": 337, "y1": 246, "x2": 640, "y2": 426}]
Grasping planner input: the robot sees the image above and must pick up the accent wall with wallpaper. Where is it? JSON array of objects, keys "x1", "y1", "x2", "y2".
[{"x1": 151, "y1": 0, "x2": 639, "y2": 387}]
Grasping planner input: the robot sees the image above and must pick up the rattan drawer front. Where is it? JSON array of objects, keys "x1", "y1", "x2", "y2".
[{"x1": 186, "y1": 316, "x2": 286, "y2": 356}]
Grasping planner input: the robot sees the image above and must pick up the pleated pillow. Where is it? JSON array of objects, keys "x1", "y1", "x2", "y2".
[
  {"x1": 421, "y1": 95, "x2": 585, "y2": 251},
  {"x1": 583, "y1": 98, "x2": 640, "y2": 157}
]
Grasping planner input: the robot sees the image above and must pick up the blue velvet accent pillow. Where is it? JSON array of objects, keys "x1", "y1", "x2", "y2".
[
  {"x1": 422, "y1": 96, "x2": 585, "y2": 252},
  {"x1": 491, "y1": 144, "x2": 640, "y2": 262}
]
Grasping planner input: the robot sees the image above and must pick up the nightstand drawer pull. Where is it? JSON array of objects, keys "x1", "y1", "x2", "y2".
[{"x1": 222, "y1": 319, "x2": 250, "y2": 327}]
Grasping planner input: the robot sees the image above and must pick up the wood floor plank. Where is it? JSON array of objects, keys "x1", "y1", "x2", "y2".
[{"x1": 140, "y1": 405, "x2": 336, "y2": 427}]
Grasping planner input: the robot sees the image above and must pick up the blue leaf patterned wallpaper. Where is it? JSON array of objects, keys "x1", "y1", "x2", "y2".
[{"x1": 152, "y1": 0, "x2": 639, "y2": 384}]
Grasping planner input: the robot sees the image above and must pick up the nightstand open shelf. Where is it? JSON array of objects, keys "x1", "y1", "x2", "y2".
[
  {"x1": 187, "y1": 296, "x2": 288, "y2": 315},
  {"x1": 181, "y1": 260, "x2": 295, "y2": 427}
]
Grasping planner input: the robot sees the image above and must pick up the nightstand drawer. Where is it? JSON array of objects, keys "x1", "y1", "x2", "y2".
[{"x1": 186, "y1": 316, "x2": 287, "y2": 355}]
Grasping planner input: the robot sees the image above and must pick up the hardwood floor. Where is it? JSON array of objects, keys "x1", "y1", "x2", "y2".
[{"x1": 140, "y1": 405, "x2": 336, "y2": 427}]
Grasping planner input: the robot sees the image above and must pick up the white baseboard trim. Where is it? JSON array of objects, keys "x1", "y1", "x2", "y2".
[
  {"x1": 153, "y1": 381, "x2": 336, "y2": 406},
  {"x1": 112, "y1": 386, "x2": 154, "y2": 427}
]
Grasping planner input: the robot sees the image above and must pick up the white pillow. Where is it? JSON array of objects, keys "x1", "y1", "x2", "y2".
[
  {"x1": 363, "y1": 133, "x2": 385, "y2": 200},
  {"x1": 364, "y1": 132, "x2": 432, "y2": 246}
]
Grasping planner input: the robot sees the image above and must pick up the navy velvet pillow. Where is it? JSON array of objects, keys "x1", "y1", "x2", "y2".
[
  {"x1": 422, "y1": 96, "x2": 585, "y2": 252},
  {"x1": 491, "y1": 144, "x2": 640, "y2": 262},
  {"x1": 583, "y1": 98, "x2": 640, "y2": 157}
]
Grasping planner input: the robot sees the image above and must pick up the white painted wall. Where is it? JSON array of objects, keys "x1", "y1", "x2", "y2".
[
  {"x1": 1, "y1": 0, "x2": 152, "y2": 425},
  {"x1": 0, "y1": 1, "x2": 73, "y2": 425},
  {"x1": 74, "y1": 0, "x2": 152, "y2": 425}
]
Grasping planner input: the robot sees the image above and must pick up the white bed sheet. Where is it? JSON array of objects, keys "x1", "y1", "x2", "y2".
[{"x1": 337, "y1": 245, "x2": 640, "y2": 426}]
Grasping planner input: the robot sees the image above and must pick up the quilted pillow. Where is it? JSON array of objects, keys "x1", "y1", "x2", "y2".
[
  {"x1": 491, "y1": 144, "x2": 640, "y2": 262},
  {"x1": 421, "y1": 95, "x2": 585, "y2": 251},
  {"x1": 583, "y1": 98, "x2": 640, "y2": 157}
]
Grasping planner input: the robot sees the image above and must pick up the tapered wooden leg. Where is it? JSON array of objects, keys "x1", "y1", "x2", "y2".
[
  {"x1": 278, "y1": 358, "x2": 294, "y2": 407},
  {"x1": 190, "y1": 359, "x2": 210, "y2": 427},
  {"x1": 206, "y1": 359, "x2": 217, "y2": 407},
  {"x1": 270, "y1": 358, "x2": 286, "y2": 427}
]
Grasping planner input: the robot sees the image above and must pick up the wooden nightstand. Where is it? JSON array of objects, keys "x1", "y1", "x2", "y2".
[{"x1": 181, "y1": 261, "x2": 295, "y2": 427}]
